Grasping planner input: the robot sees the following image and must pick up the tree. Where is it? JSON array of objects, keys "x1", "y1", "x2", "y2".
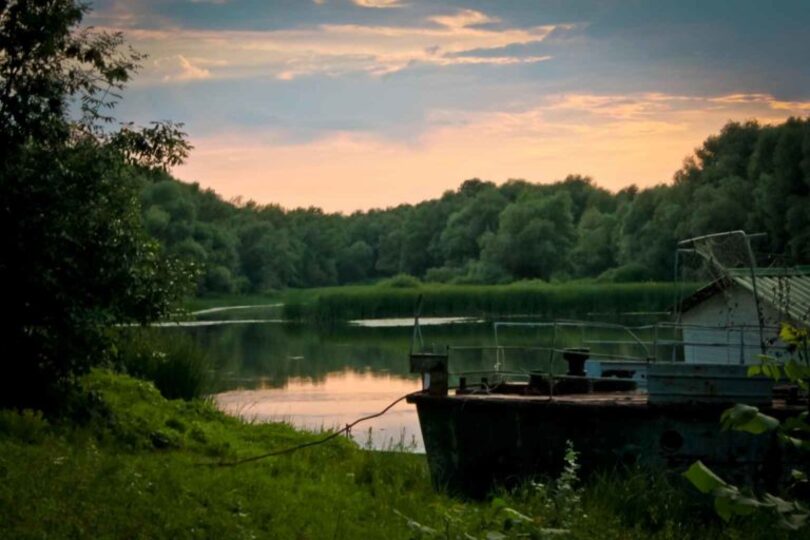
[
  {"x1": 439, "y1": 187, "x2": 507, "y2": 265},
  {"x1": 337, "y1": 241, "x2": 374, "y2": 283},
  {"x1": 482, "y1": 192, "x2": 576, "y2": 281},
  {"x1": 570, "y1": 207, "x2": 618, "y2": 277},
  {"x1": 0, "y1": 1, "x2": 193, "y2": 410}
]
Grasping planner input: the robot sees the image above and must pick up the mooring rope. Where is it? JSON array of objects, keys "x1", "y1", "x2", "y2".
[{"x1": 208, "y1": 391, "x2": 416, "y2": 467}]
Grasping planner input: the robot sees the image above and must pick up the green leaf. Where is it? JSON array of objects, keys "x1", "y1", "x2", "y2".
[
  {"x1": 684, "y1": 461, "x2": 727, "y2": 494},
  {"x1": 747, "y1": 364, "x2": 762, "y2": 377},
  {"x1": 502, "y1": 507, "x2": 532, "y2": 524},
  {"x1": 762, "y1": 363, "x2": 782, "y2": 381},
  {"x1": 784, "y1": 359, "x2": 809, "y2": 384},
  {"x1": 782, "y1": 412, "x2": 810, "y2": 432},
  {"x1": 781, "y1": 513, "x2": 809, "y2": 531},
  {"x1": 713, "y1": 496, "x2": 733, "y2": 522},
  {"x1": 713, "y1": 485, "x2": 760, "y2": 521},
  {"x1": 780, "y1": 435, "x2": 810, "y2": 451},
  {"x1": 721, "y1": 404, "x2": 780, "y2": 434}
]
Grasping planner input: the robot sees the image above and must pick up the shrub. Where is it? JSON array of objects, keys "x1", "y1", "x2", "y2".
[
  {"x1": 377, "y1": 274, "x2": 422, "y2": 288},
  {"x1": 597, "y1": 263, "x2": 654, "y2": 283},
  {"x1": 424, "y1": 266, "x2": 460, "y2": 283},
  {"x1": 0, "y1": 409, "x2": 49, "y2": 444},
  {"x1": 112, "y1": 329, "x2": 211, "y2": 401}
]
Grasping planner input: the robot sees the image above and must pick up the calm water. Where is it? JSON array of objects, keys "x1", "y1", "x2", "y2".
[
  {"x1": 170, "y1": 307, "x2": 501, "y2": 451},
  {"x1": 165, "y1": 305, "x2": 661, "y2": 451}
]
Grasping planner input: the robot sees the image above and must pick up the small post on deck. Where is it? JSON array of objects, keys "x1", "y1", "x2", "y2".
[{"x1": 409, "y1": 351, "x2": 449, "y2": 396}]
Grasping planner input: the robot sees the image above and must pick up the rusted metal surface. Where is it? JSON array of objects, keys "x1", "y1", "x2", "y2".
[
  {"x1": 647, "y1": 363, "x2": 772, "y2": 406},
  {"x1": 408, "y1": 385, "x2": 801, "y2": 497}
]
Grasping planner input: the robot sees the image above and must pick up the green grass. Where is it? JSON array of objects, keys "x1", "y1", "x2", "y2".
[
  {"x1": 281, "y1": 281, "x2": 691, "y2": 322},
  {"x1": 0, "y1": 370, "x2": 792, "y2": 539}
]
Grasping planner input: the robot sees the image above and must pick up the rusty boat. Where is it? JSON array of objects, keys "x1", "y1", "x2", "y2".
[
  {"x1": 407, "y1": 232, "x2": 810, "y2": 496},
  {"x1": 407, "y1": 335, "x2": 805, "y2": 497}
]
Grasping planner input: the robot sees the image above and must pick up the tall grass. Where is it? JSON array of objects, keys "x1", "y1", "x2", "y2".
[
  {"x1": 0, "y1": 371, "x2": 790, "y2": 539},
  {"x1": 112, "y1": 328, "x2": 212, "y2": 400},
  {"x1": 283, "y1": 281, "x2": 689, "y2": 322}
]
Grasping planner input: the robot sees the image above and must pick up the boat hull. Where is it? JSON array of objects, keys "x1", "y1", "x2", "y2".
[{"x1": 408, "y1": 391, "x2": 795, "y2": 497}]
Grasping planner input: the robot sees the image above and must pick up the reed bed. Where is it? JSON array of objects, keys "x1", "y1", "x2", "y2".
[{"x1": 283, "y1": 282, "x2": 690, "y2": 322}]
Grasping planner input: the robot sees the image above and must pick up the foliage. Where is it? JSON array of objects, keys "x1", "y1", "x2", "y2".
[
  {"x1": 112, "y1": 329, "x2": 212, "y2": 401},
  {"x1": 0, "y1": 1, "x2": 194, "y2": 410},
  {"x1": 0, "y1": 370, "x2": 792, "y2": 539},
  {"x1": 377, "y1": 273, "x2": 422, "y2": 288},
  {"x1": 684, "y1": 323, "x2": 810, "y2": 530},
  {"x1": 133, "y1": 119, "x2": 810, "y2": 298}
]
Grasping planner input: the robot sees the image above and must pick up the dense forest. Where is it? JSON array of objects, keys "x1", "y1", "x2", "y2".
[{"x1": 143, "y1": 118, "x2": 810, "y2": 295}]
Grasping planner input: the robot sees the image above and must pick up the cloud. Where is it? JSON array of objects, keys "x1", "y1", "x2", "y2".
[
  {"x1": 149, "y1": 54, "x2": 211, "y2": 82},
  {"x1": 429, "y1": 9, "x2": 497, "y2": 29},
  {"x1": 118, "y1": 14, "x2": 562, "y2": 83},
  {"x1": 710, "y1": 93, "x2": 810, "y2": 112},
  {"x1": 352, "y1": 0, "x2": 405, "y2": 8}
]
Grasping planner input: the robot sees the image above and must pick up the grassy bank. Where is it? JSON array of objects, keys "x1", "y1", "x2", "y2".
[
  {"x1": 281, "y1": 281, "x2": 689, "y2": 322},
  {"x1": 0, "y1": 371, "x2": 788, "y2": 539}
]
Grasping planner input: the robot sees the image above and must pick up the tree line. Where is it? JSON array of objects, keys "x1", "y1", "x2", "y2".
[{"x1": 142, "y1": 118, "x2": 810, "y2": 295}]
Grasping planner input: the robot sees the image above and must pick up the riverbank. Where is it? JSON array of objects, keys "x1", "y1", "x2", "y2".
[
  {"x1": 0, "y1": 370, "x2": 787, "y2": 539},
  {"x1": 184, "y1": 281, "x2": 692, "y2": 323}
]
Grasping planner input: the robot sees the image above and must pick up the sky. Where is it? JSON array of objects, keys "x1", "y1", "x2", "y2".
[{"x1": 89, "y1": 0, "x2": 810, "y2": 212}]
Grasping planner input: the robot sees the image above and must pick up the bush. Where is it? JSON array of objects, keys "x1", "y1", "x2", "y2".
[
  {"x1": 377, "y1": 274, "x2": 422, "y2": 288},
  {"x1": 0, "y1": 409, "x2": 49, "y2": 444},
  {"x1": 597, "y1": 263, "x2": 654, "y2": 283},
  {"x1": 424, "y1": 266, "x2": 460, "y2": 283},
  {"x1": 204, "y1": 265, "x2": 236, "y2": 294},
  {"x1": 112, "y1": 329, "x2": 211, "y2": 401}
]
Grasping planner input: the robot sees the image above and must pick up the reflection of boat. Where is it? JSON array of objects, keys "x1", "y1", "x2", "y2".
[{"x1": 407, "y1": 232, "x2": 809, "y2": 497}]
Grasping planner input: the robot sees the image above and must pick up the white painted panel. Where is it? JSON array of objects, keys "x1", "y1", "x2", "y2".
[{"x1": 681, "y1": 284, "x2": 787, "y2": 364}]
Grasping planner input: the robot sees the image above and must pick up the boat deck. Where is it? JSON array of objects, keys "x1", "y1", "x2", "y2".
[{"x1": 408, "y1": 386, "x2": 804, "y2": 414}]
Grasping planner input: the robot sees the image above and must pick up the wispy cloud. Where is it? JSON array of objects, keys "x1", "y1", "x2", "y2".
[
  {"x1": 352, "y1": 0, "x2": 406, "y2": 8},
  {"x1": 149, "y1": 54, "x2": 211, "y2": 82},
  {"x1": 108, "y1": 10, "x2": 562, "y2": 83},
  {"x1": 429, "y1": 9, "x2": 497, "y2": 28},
  {"x1": 710, "y1": 93, "x2": 810, "y2": 112}
]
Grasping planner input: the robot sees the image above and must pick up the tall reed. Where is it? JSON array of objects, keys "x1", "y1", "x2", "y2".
[
  {"x1": 283, "y1": 282, "x2": 688, "y2": 322},
  {"x1": 112, "y1": 328, "x2": 212, "y2": 400}
]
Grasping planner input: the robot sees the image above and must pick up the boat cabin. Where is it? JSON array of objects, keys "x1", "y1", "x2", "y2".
[{"x1": 676, "y1": 268, "x2": 810, "y2": 365}]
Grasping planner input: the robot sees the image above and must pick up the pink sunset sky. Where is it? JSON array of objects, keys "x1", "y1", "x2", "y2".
[{"x1": 90, "y1": 0, "x2": 810, "y2": 212}]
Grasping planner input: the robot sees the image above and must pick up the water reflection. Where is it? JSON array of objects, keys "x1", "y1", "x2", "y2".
[
  {"x1": 166, "y1": 309, "x2": 665, "y2": 451},
  {"x1": 216, "y1": 370, "x2": 422, "y2": 451}
]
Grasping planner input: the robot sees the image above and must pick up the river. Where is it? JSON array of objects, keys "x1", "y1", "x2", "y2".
[{"x1": 164, "y1": 304, "x2": 658, "y2": 451}]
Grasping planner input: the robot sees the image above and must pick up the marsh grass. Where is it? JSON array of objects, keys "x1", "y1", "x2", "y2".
[
  {"x1": 112, "y1": 328, "x2": 212, "y2": 401},
  {"x1": 0, "y1": 371, "x2": 794, "y2": 539},
  {"x1": 282, "y1": 281, "x2": 689, "y2": 322}
]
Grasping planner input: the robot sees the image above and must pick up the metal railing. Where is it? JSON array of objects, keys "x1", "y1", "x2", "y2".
[{"x1": 442, "y1": 320, "x2": 790, "y2": 380}]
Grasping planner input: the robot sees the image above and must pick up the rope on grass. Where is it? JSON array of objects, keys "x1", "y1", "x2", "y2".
[{"x1": 208, "y1": 392, "x2": 415, "y2": 467}]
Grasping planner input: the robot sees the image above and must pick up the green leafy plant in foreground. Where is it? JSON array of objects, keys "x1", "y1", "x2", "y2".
[{"x1": 685, "y1": 323, "x2": 810, "y2": 530}]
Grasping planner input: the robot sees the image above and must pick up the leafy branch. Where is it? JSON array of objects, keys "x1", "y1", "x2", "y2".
[{"x1": 684, "y1": 323, "x2": 810, "y2": 530}]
